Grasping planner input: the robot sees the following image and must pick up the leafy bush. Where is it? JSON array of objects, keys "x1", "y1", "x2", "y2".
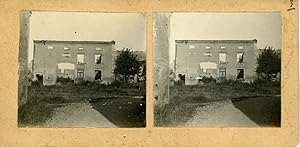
[
  {"x1": 174, "y1": 80, "x2": 185, "y2": 86},
  {"x1": 56, "y1": 77, "x2": 73, "y2": 83},
  {"x1": 256, "y1": 47, "x2": 281, "y2": 81},
  {"x1": 202, "y1": 77, "x2": 216, "y2": 83},
  {"x1": 114, "y1": 48, "x2": 141, "y2": 83}
]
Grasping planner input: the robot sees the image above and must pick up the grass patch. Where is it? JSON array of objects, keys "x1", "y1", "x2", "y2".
[
  {"x1": 155, "y1": 101, "x2": 204, "y2": 127},
  {"x1": 18, "y1": 97, "x2": 56, "y2": 127},
  {"x1": 170, "y1": 81, "x2": 280, "y2": 101}
]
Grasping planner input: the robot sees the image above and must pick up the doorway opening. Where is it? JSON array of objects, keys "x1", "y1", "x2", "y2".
[
  {"x1": 76, "y1": 69, "x2": 84, "y2": 83},
  {"x1": 219, "y1": 68, "x2": 226, "y2": 80},
  {"x1": 95, "y1": 70, "x2": 102, "y2": 80},
  {"x1": 237, "y1": 68, "x2": 245, "y2": 80}
]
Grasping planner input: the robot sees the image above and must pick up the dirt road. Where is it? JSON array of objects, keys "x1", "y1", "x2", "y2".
[
  {"x1": 42, "y1": 102, "x2": 116, "y2": 128},
  {"x1": 185, "y1": 100, "x2": 259, "y2": 127}
]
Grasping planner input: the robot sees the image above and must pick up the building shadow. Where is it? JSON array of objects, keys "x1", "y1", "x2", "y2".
[
  {"x1": 90, "y1": 98, "x2": 146, "y2": 128},
  {"x1": 232, "y1": 96, "x2": 281, "y2": 127}
]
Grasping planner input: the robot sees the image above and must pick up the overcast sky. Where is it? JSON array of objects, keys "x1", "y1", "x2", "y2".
[
  {"x1": 28, "y1": 11, "x2": 146, "y2": 63},
  {"x1": 169, "y1": 13, "x2": 281, "y2": 63}
]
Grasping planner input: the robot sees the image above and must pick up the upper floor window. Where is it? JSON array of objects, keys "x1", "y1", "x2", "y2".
[
  {"x1": 62, "y1": 53, "x2": 70, "y2": 57},
  {"x1": 219, "y1": 53, "x2": 227, "y2": 63},
  {"x1": 47, "y1": 46, "x2": 53, "y2": 50},
  {"x1": 64, "y1": 47, "x2": 70, "y2": 50},
  {"x1": 189, "y1": 45, "x2": 195, "y2": 49},
  {"x1": 220, "y1": 46, "x2": 226, "y2": 50},
  {"x1": 77, "y1": 54, "x2": 84, "y2": 63},
  {"x1": 205, "y1": 46, "x2": 212, "y2": 50},
  {"x1": 238, "y1": 46, "x2": 244, "y2": 50},
  {"x1": 78, "y1": 47, "x2": 84, "y2": 50},
  {"x1": 204, "y1": 52, "x2": 212, "y2": 57},
  {"x1": 237, "y1": 53, "x2": 244, "y2": 63},
  {"x1": 96, "y1": 47, "x2": 102, "y2": 51},
  {"x1": 95, "y1": 54, "x2": 102, "y2": 64}
]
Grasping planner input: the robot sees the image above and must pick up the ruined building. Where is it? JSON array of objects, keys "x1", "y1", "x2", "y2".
[
  {"x1": 175, "y1": 39, "x2": 258, "y2": 85},
  {"x1": 32, "y1": 40, "x2": 115, "y2": 85}
]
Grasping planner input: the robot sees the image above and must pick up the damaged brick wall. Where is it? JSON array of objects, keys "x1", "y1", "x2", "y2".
[
  {"x1": 175, "y1": 40, "x2": 258, "y2": 84},
  {"x1": 33, "y1": 41, "x2": 114, "y2": 86}
]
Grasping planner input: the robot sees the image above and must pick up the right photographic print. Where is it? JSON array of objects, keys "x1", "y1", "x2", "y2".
[{"x1": 153, "y1": 13, "x2": 281, "y2": 127}]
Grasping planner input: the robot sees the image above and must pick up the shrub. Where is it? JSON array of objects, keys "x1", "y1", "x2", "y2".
[
  {"x1": 202, "y1": 77, "x2": 216, "y2": 83},
  {"x1": 174, "y1": 80, "x2": 185, "y2": 86},
  {"x1": 56, "y1": 77, "x2": 73, "y2": 83}
]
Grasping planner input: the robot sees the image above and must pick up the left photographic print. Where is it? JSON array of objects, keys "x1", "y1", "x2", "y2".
[{"x1": 18, "y1": 11, "x2": 146, "y2": 128}]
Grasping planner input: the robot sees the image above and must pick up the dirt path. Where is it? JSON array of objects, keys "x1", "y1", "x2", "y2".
[
  {"x1": 185, "y1": 100, "x2": 259, "y2": 127},
  {"x1": 42, "y1": 102, "x2": 117, "y2": 128}
]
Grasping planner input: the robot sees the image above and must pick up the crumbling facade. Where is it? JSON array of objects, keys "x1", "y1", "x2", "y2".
[
  {"x1": 175, "y1": 39, "x2": 258, "y2": 85},
  {"x1": 33, "y1": 40, "x2": 115, "y2": 85}
]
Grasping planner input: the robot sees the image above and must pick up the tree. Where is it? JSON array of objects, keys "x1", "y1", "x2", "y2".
[
  {"x1": 114, "y1": 48, "x2": 141, "y2": 83},
  {"x1": 256, "y1": 46, "x2": 281, "y2": 81}
]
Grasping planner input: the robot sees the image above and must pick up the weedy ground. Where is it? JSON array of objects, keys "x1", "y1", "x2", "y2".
[
  {"x1": 154, "y1": 80, "x2": 280, "y2": 127},
  {"x1": 18, "y1": 80, "x2": 145, "y2": 127}
]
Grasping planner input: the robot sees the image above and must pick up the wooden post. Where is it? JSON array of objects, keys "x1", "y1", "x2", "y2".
[
  {"x1": 153, "y1": 13, "x2": 171, "y2": 106},
  {"x1": 18, "y1": 11, "x2": 31, "y2": 107}
]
